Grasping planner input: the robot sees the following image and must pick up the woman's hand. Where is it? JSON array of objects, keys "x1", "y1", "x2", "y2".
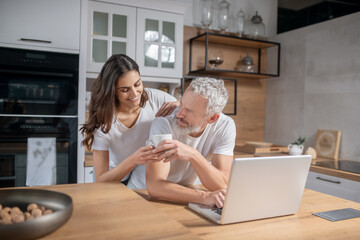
[
  {"x1": 129, "y1": 145, "x2": 160, "y2": 166},
  {"x1": 155, "y1": 101, "x2": 179, "y2": 117}
]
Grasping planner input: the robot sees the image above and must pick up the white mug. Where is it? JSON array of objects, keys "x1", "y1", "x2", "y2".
[{"x1": 146, "y1": 134, "x2": 172, "y2": 147}]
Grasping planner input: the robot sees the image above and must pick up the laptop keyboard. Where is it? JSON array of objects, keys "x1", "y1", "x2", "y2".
[{"x1": 211, "y1": 207, "x2": 223, "y2": 215}]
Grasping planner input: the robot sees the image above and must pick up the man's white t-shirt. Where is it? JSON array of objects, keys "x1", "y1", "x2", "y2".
[
  {"x1": 143, "y1": 113, "x2": 236, "y2": 186},
  {"x1": 91, "y1": 88, "x2": 176, "y2": 189}
]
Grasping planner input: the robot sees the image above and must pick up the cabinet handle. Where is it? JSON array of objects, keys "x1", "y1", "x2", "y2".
[
  {"x1": 20, "y1": 38, "x2": 52, "y2": 44},
  {"x1": 316, "y1": 176, "x2": 341, "y2": 184}
]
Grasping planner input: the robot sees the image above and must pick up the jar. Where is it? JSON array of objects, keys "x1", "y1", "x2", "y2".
[
  {"x1": 236, "y1": 9, "x2": 245, "y2": 37},
  {"x1": 237, "y1": 53, "x2": 257, "y2": 73},
  {"x1": 200, "y1": 0, "x2": 213, "y2": 30},
  {"x1": 249, "y1": 11, "x2": 265, "y2": 39},
  {"x1": 218, "y1": 0, "x2": 230, "y2": 33}
]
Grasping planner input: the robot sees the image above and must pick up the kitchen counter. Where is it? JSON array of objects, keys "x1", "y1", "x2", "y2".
[
  {"x1": 310, "y1": 158, "x2": 360, "y2": 182},
  {"x1": 233, "y1": 148, "x2": 360, "y2": 182},
  {"x1": 9, "y1": 182, "x2": 360, "y2": 240}
]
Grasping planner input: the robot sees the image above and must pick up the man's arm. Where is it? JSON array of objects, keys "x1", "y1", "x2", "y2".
[
  {"x1": 146, "y1": 161, "x2": 226, "y2": 208},
  {"x1": 189, "y1": 153, "x2": 233, "y2": 191},
  {"x1": 154, "y1": 140, "x2": 232, "y2": 191}
]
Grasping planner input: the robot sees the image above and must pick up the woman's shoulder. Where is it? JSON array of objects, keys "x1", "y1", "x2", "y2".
[{"x1": 145, "y1": 88, "x2": 176, "y2": 102}]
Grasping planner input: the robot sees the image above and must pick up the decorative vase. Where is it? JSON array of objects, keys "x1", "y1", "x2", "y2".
[
  {"x1": 248, "y1": 11, "x2": 265, "y2": 39},
  {"x1": 288, "y1": 144, "x2": 304, "y2": 155},
  {"x1": 218, "y1": 0, "x2": 230, "y2": 33}
]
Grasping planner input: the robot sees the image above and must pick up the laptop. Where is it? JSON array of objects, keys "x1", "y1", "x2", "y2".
[{"x1": 188, "y1": 155, "x2": 312, "y2": 224}]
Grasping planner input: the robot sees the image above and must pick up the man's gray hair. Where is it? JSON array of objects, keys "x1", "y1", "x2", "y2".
[{"x1": 189, "y1": 77, "x2": 228, "y2": 115}]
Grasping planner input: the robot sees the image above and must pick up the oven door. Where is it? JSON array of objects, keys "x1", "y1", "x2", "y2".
[{"x1": 0, "y1": 69, "x2": 77, "y2": 116}]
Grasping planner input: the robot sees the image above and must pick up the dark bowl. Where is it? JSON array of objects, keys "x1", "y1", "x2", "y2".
[{"x1": 0, "y1": 188, "x2": 73, "y2": 240}]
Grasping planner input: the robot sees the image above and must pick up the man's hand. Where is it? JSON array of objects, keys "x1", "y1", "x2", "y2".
[
  {"x1": 203, "y1": 189, "x2": 226, "y2": 208},
  {"x1": 153, "y1": 139, "x2": 196, "y2": 163},
  {"x1": 155, "y1": 101, "x2": 179, "y2": 117}
]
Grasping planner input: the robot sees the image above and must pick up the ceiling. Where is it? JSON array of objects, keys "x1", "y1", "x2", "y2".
[{"x1": 278, "y1": 0, "x2": 360, "y2": 34}]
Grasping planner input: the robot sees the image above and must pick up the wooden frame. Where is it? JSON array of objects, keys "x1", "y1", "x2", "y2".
[{"x1": 314, "y1": 129, "x2": 342, "y2": 159}]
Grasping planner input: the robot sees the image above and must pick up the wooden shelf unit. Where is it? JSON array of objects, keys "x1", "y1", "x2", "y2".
[{"x1": 188, "y1": 32, "x2": 280, "y2": 78}]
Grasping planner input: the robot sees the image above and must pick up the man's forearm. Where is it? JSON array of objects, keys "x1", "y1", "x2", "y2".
[
  {"x1": 189, "y1": 152, "x2": 229, "y2": 191},
  {"x1": 147, "y1": 180, "x2": 209, "y2": 205}
]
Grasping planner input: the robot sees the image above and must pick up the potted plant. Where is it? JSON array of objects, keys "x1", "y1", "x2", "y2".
[{"x1": 288, "y1": 137, "x2": 307, "y2": 155}]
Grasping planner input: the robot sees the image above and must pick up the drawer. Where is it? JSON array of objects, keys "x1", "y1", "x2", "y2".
[{"x1": 306, "y1": 171, "x2": 360, "y2": 203}]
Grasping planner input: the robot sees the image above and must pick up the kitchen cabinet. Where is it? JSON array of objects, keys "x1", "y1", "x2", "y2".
[
  {"x1": 0, "y1": 0, "x2": 81, "y2": 53},
  {"x1": 136, "y1": 8, "x2": 183, "y2": 80},
  {"x1": 85, "y1": 0, "x2": 184, "y2": 93},
  {"x1": 87, "y1": 0, "x2": 136, "y2": 73},
  {"x1": 306, "y1": 171, "x2": 360, "y2": 203},
  {"x1": 188, "y1": 32, "x2": 280, "y2": 79}
]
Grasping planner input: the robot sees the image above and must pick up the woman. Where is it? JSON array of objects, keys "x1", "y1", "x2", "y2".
[{"x1": 81, "y1": 54, "x2": 178, "y2": 189}]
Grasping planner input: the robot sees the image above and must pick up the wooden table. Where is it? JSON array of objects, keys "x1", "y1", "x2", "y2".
[
  {"x1": 134, "y1": 188, "x2": 360, "y2": 240},
  {"x1": 19, "y1": 183, "x2": 360, "y2": 240},
  {"x1": 35, "y1": 183, "x2": 200, "y2": 240}
]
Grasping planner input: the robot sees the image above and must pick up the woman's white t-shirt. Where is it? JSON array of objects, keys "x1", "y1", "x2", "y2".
[{"x1": 92, "y1": 88, "x2": 176, "y2": 189}]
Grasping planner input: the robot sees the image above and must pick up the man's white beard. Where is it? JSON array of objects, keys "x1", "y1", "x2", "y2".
[{"x1": 170, "y1": 111, "x2": 204, "y2": 136}]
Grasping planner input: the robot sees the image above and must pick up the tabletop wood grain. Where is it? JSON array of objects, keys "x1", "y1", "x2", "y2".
[
  {"x1": 135, "y1": 188, "x2": 360, "y2": 240},
  {"x1": 15, "y1": 182, "x2": 360, "y2": 240},
  {"x1": 33, "y1": 182, "x2": 200, "y2": 240}
]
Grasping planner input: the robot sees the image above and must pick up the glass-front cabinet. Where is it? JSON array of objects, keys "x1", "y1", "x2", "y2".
[
  {"x1": 87, "y1": 1, "x2": 136, "y2": 73},
  {"x1": 136, "y1": 8, "x2": 183, "y2": 79}
]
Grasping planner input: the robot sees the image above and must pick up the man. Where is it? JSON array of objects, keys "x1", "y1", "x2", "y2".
[{"x1": 146, "y1": 77, "x2": 236, "y2": 208}]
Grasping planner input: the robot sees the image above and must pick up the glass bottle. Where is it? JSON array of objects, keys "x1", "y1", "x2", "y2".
[
  {"x1": 237, "y1": 53, "x2": 257, "y2": 73},
  {"x1": 249, "y1": 11, "x2": 265, "y2": 39},
  {"x1": 236, "y1": 8, "x2": 245, "y2": 37},
  {"x1": 218, "y1": 0, "x2": 230, "y2": 34},
  {"x1": 200, "y1": 0, "x2": 213, "y2": 30}
]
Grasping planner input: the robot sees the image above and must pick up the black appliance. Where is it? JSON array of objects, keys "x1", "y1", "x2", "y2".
[{"x1": 0, "y1": 47, "x2": 78, "y2": 187}]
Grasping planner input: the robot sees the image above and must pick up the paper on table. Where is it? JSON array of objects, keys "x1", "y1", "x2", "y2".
[{"x1": 26, "y1": 138, "x2": 56, "y2": 186}]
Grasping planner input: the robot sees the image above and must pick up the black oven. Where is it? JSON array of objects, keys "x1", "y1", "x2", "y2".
[{"x1": 0, "y1": 47, "x2": 78, "y2": 187}]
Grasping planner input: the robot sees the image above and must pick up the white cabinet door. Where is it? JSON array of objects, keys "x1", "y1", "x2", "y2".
[
  {"x1": 87, "y1": 1, "x2": 136, "y2": 73},
  {"x1": 136, "y1": 8, "x2": 183, "y2": 79},
  {"x1": 306, "y1": 171, "x2": 360, "y2": 203},
  {"x1": 0, "y1": 0, "x2": 80, "y2": 52}
]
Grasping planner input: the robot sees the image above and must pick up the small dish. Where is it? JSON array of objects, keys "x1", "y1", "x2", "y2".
[
  {"x1": 0, "y1": 188, "x2": 73, "y2": 240},
  {"x1": 245, "y1": 141, "x2": 273, "y2": 148}
]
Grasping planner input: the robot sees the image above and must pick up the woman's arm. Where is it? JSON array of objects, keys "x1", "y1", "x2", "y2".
[
  {"x1": 155, "y1": 101, "x2": 179, "y2": 117},
  {"x1": 93, "y1": 145, "x2": 158, "y2": 182}
]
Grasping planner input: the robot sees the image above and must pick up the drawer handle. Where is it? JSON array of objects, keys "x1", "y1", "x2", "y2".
[
  {"x1": 20, "y1": 38, "x2": 52, "y2": 44},
  {"x1": 316, "y1": 176, "x2": 341, "y2": 184}
]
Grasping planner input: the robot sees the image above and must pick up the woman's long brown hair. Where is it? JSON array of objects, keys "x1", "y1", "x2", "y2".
[{"x1": 80, "y1": 54, "x2": 148, "y2": 150}]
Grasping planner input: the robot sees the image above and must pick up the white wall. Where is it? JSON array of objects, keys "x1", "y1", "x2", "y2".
[
  {"x1": 170, "y1": 0, "x2": 278, "y2": 37},
  {"x1": 265, "y1": 12, "x2": 360, "y2": 161}
]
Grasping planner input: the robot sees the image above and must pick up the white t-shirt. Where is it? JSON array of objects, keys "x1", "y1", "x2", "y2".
[
  {"x1": 145, "y1": 113, "x2": 236, "y2": 186},
  {"x1": 92, "y1": 88, "x2": 176, "y2": 189}
]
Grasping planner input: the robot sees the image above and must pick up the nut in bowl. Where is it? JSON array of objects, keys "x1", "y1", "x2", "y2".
[{"x1": 0, "y1": 189, "x2": 73, "y2": 240}]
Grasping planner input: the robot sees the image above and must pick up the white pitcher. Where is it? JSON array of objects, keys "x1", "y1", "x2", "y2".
[{"x1": 288, "y1": 144, "x2": 304, "y2": 155}]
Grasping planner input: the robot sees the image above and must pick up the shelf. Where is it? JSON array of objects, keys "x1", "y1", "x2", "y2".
[
  {"x1": 192, "y1": 33, "x2": 279, "y2": 49},
  {"x1": 189, "y1": 32, "x2": 280, "y2": 78},
  {"x1": 189, "y1": 69, "x2": 277, "y2": 79}
]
